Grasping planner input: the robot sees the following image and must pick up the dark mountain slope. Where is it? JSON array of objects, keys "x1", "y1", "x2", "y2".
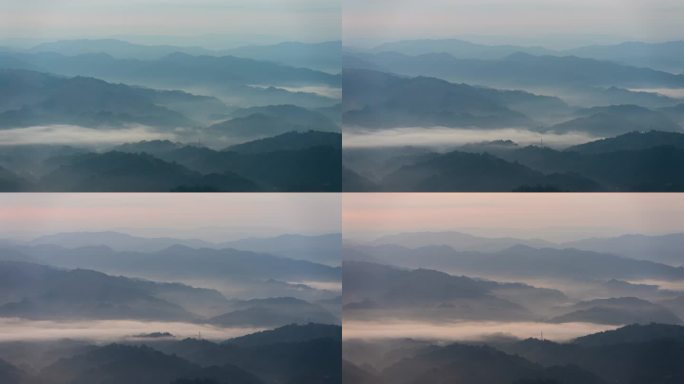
[
  {"x1": 207, "y1": 106, "x2": 338, "y2": 141},
  {"x1": 38, "y1": 151, "x2": 260, "y2": 192},
  {"x1": 381, "y1": 343, "x2": 605, "y2": 384},
  {"x1": 549, "y1": 105, "x2": 682, "y2": 136},
  {"x1": 352, "y1": 244, "x2": 684, "y2": 282},
  {"x1": 550, "y1": 297, "x2": 682, "y2": 325},
  {"x1": 348, "y1": 51, "x2": 684, "y2": 89},
  {"x1": 40, "y1": 344, "x2": 263, "y2": 384},
  {"x1": 574, "y1": 323, "x2": 684, "y2": 346},
  {"x1": 380, "y1": 150, "x2": 600, "y2": 192},
  {"x1": 225, "y1": 323, "x2": 341, "y2": 347},
  {"x1": 0, "y1": 260, "x2": 211, "y2": 321},
  {"x1": 0, "y1": 69, "x2": 198, "y2": 128},
  {"x1": 343, "y1": 261, "x2": 554, "y2": 321},
  {"x1": 209, "y1": 297, "x2": 339, "y2": 327},
  {"x1": 343, "y1": 69, "x2": 536, "y2": 128},
  {"x1": 566, "y1": 130, "x2": 684, "y2": 154},
  {"x1": 224, "y1": 41, "x2": 341, "y2": 72}
]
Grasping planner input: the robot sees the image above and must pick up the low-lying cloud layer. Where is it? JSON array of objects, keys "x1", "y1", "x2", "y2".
[
  {"x1": 0, "y1": 125, "x2": 176, "y2": 146},
  {"x1": 343, "y1": 320, "x2": 618, "y2": 342},
  {"x1": 343, "y1": 127, "x2": 597, "y2": 149},
  {"x1": 0, "y1": 318, "x2": 262, "y2": 342}
]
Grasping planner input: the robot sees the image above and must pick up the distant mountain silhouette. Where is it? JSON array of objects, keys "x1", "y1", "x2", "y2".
[
  {"x1": 28, "y1": 231, "x2": 342, "y2": 267},
  {"x1": 345, "y1": 324, "x2": 684, "y2": 384},
  {"x1": 344, "y1": 69, "x2": 543, "y2": 129},
  {"x1": 41, "y1": 344, "x2": 263, "y2": 384},
  {"x1": 343, "y1": 261, "x2": 566, "y2": 321},
  {"x1": 0, "y1": 131, "x2": 342, "y2": 192},
  {"x1": 116, "y1": 132, "x2": 343, "y2": 192},
  {"x1": 350, "y1": 243, "x2": 684, "y2": 282},
  {"x1": 550, "y1": 297, "x2": 682, "y2": 325},
  {"x1": 379, "y1": 150, "x2": 600, "y2": 191},
  {"x1": 372, "y1": 38, "x2": 554, "y2": 59},
  {"x1": 509, "y1": 144, "x2": 684, "y2": 191},
  {"x1": 346, "y1": 50, "x2": 684, "y2": 90},
  {"x1": 563, "y1": 232, "x2": 684, "y2": 266},
  {"x1": 224, "y1": 41, "x2": 341, "y2": 72},
  {"x1": 499, "y1": 324, "x2": 684, "y2": 384},
  {"x1": 371, "y1": 231, "x2": 553, "y2": 252},
  {"x1": 548, "y1": 105, "x2": 682, "y2": 136},
  {"x1": 566, "y1": 40, "x2": 684, "y2": 72},
  {"x1": 225, "y1": 323, "x2": 341, "y2": 347},
  {"x1": 221, "y1": 233, "x2": 341, "y2": 266},
  {"x1": 0, "y1": 260, "x2": 224, "y2": 321},
  {"x1": 0, "y1": 69, "x2": 201, "y2": 128},
  {"x1": 29, "y1": 38, "x2": 215, "y2": 60},
  {"x1": 5, "y1": 324, "x2": 342, "y2": 383},
  {"x1": 365, "y1": 38, "x2": 684, "y2": 73},
  {"x1": 207, "y1": 105, "x2": 339, "y2": 141},
  {"x1": 381, "y1": 343, "x2": 606, "y2": 384},
  {"x1": 156, "y1": 325, "x2": 341, "y2": 384},
  {"x1": 574, "y1": 323, "x2": 684, "y2": 346},
  {"x1": 38, "y1": 151, "x2": 260, "y2": 192},
  {"x1": 0, "y1": 51, "x2": 339, "y2": 107},
  {"x1": 209, "y1": 297, "x2": 339, "y2": 327},
  {"x1": 346, "y1": 131, "x2": 684, "y2": 191},
  {"x1": 17, "y1": 243, "x2": 339, "y2": 284},
  {"x1": 30, "y1": 231, "x2": 212, "y2": 252},
  {"x1": 566, "y1": 130, "x2": 684, "y2": 154}
]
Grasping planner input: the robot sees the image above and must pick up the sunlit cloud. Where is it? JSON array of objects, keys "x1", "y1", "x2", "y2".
[
  {"x1": 344, "y1": 0, "x2": 684, "y2": 47},
  {"x1": 0, "y1": 318, "x2": 262, "y2": 342},
  {"x1": 343, "y1": 127, "x2": 596, "y2": 149},
  {"x1": 0, "y1": 125, "x2": 175, "y2": 146},
  {"x1": 343, "y1": 320, "x2": 618, "y2": 342},
  {"x1": 343, "y1": 194, "x2": 684, "y2": 242}
]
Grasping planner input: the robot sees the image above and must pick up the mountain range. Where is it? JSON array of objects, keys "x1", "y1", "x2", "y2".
[
  {"x1": 345, "y1": 323, "x2": 684, "y2": 384},
  {"x1": 346, "y1": 243, "x2": 684, "y2": 282},
  {"x1": 366, "y1": 38, "x2": 684, "y2": 72},
  {"x1": 350, "y1": 41, "x2": 684, "y2": 89},
  {"x1": 343, "y1": 69, "x2": 567, "y2": 129},
  {"x1": 0, "y1": 130, "x2": 342, "y2": 192},
  {"x1": 0, "y1": 69, "x2": 207, "y2": 128},
  {"x1": 19, "y1": 39, "x2": 341, "y2": 72},
  {"x1": 0, "y1": 50, "x2": 339, "y2": 108},
  {"x1": 0, "y1": 323, "x2": 341, "y2": 384},
  {"x1": 0, "y1": 254, "x2": 340, "y2": 326},
  {"x1": 343, "y1": 261, "x2": 567, "y2": 322},
  {"x1": 27, "y1": 231, "x2": 341, "y2": 266},
  {"x1": 343, "y1": 130, "x2": 684, "y2": 191}
]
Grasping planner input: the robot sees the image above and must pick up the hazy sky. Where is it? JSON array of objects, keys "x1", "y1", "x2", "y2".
[
  {"x1": 0, "y1": 193, "x2": 340, "y2": 241},
  {"x1": 343, "y1": 193, "x2": 684, "y2": 241},
  {"x1": 0, "y1": 0, "x2": 340, "y2": 47},
  {"x1": 344, "y1": 0, "x2": 684, "y2": 47}
]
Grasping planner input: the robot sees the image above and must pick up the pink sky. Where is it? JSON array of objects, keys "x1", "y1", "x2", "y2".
[
  {"x1": 343, "y1": 193, "x2": 684, "y2": 241},
  {"x1": 344, "y1": 0, "x2": 684, "y2": 46},
  {"x1": 0, "y1": 193, "x2": 340, "y2": 241}
]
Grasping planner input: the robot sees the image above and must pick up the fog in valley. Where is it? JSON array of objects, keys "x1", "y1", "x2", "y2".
[
  {"x1": 344, "y1": 127, "x2": 596, "y2": 149},
  {"x1": 343, "y1": 320, "x2": 616, "y2": 342},
  {"x1": 0, "y1": 194, "x2": 342, "y2": 384},
  {"x1": 0, "y1": 1, "x2": 342, "y2": 192},
  {"x1": 343, "y1": 193, "x2": 684, "y2": 384},
  {"x1": 342, "y1": 0, "x2": 684, "y2": 192}
]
